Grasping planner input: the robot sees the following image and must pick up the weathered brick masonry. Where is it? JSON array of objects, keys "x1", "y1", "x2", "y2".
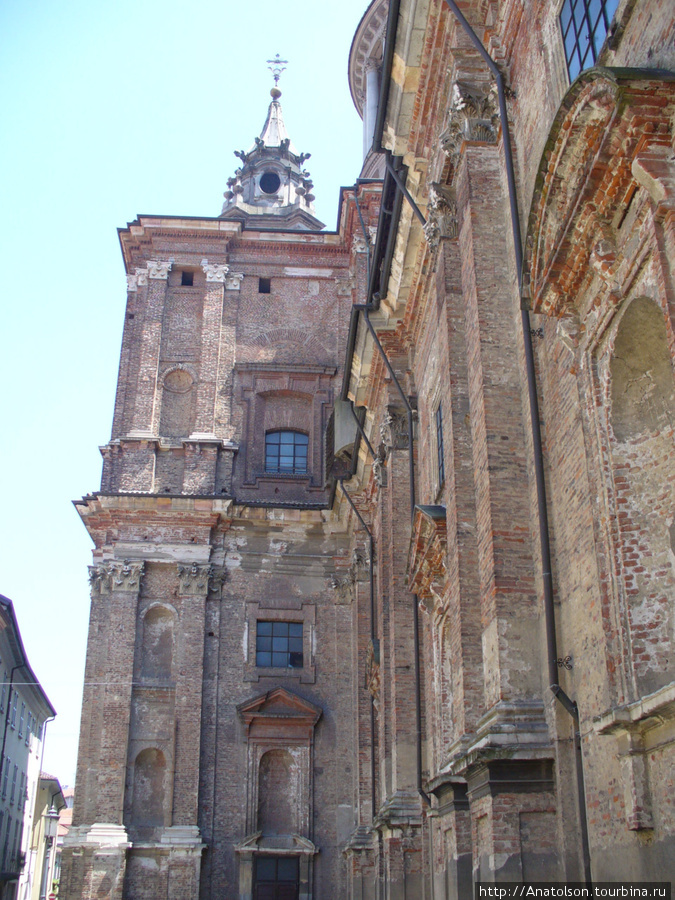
[{"x1": 62, "y1": 0, "x2": 675, "y2": 896}]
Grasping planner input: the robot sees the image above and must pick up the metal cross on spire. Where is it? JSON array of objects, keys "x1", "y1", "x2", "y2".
[{"x1": 266, "y1": 53, "x2": 288, "y2": 86}]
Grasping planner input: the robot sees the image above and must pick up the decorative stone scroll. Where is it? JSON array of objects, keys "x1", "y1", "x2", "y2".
[
  {"x1": 201, "y1": 259, "x2": 230, "y2": 283},
  {"x1": 424, "y1": 183, "x2": 459, "y2": 249},
  {"x1": 177, "y1": 562, "x2": 212, "y2": 596},
  {"x1": 147, "y1": 259, "x2": 174, "y2": 280},
  {"x1": 439, "y1": 82, "x2": 500, "y2": 173}
]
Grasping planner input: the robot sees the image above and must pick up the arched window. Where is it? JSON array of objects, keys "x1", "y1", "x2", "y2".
[{"x1": 265, "y1": 431, "x2": 309, "y2": 474}]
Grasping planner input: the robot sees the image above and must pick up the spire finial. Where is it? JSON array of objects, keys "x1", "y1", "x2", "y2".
[{"x1": 267, "y1": 53, "x2": 288, "y2": 96}]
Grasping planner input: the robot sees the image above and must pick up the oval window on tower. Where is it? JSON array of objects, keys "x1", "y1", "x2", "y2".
[{"x1": 260, "y1": 171, "x2": 281, "y2": 194}]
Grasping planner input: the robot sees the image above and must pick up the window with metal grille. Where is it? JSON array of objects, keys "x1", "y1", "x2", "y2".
[
  {"x1": 559, "y1": 0, "x2": 620, "y2": 81},
  {"x1": 435, "y1": 403, "x2": 445, "y2": 487},
  {"x1": 256, "y1": 622, "x2": 303, "y2": 669},
  {"x1": 265, "y1": 431, "x2": 309, "y2": 475}
]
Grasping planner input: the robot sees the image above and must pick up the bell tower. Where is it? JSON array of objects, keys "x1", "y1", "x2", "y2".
[{"x1": 60, "y1": 67, "x2": 364, "y2": 900}]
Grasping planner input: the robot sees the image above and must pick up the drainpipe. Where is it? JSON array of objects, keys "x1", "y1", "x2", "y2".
[
  {"x1": 338, "y1": 479, "x2": 377, "y2": 822},
  {"x1": 440, "y1": 0, "x2": 592, "y2": 881},
  {"x1": 353, "y1": 304, "x2": 430, "y2": 807}
]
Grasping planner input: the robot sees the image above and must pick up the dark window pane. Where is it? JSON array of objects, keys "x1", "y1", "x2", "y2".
[
  {"x1": 258, "y1": 622, "x2": 273, "y2": 635},
  {"x1": 277, "y1": 858, "x2": 299, "y2": 881},
  {"x1": 289, "y1": 652, "x2": 303, "y2": 668},
  {"x1": 256, "y1": 651, "x2": 272, "y2": 667},
  {"x1": 256, "y1": 858, "x2": 277, "y2": 880},
  {"x1": 289, "y1": 623, "x2": 303, "y2": 637}
]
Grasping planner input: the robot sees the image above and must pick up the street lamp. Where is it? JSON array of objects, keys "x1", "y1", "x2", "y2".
[{"x1": 39, "y1": 806, "x2": 60, "y2": 900}]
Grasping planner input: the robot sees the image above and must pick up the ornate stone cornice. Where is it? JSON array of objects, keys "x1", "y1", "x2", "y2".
[
  {"x1": 147, "y1": 259, "x2": 174, "y2": 280},
  {"x1": 201, "y1": 259, "x2": 230, "y2": 283},
  {"x1": 177, "y1": 562, "x2": 212, "y2": 596}
]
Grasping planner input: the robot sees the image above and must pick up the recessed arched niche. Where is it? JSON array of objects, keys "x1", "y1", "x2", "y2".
[
  {"x1": 140, "y1": 606, "x2": 175, "y2": 681},
  {"x1": 131, "y1": 748, "x2": 166, "y2": 827},
  {"x1": 159, "y1": 368, "x2": 195, "y2": 438},
  {"x1": 610, "y1": 297, "x2": 675, "y2": 442},
  {"x1": 257, "y1": 749, "x2": 298, "y2": 835}
]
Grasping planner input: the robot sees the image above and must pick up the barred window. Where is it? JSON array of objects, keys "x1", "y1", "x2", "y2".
[
  {"x1": 265, "y1": 430, "x2": 309, "y2": 475},
  {"x1": 256, "y1": 621, "x2": 304, "y2": 668},
  {"x1": 560, "y1": 0, "x2": 620, "y2": 80}
]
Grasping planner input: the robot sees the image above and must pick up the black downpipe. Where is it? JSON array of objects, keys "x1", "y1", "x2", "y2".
[
  {"x1": 356, "y1": 305, "x2": 431, "y2": 807},
  {"x1": 338, "y1": 479, "x2": 377, "y2": 822},
  {"x1": 441, "y1": 0, "x2": 592, "y2": 881}
]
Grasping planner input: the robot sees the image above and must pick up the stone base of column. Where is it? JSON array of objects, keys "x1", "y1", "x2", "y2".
[{"x1": 60, "y1": 824, "x2": 131, "y2": 900}]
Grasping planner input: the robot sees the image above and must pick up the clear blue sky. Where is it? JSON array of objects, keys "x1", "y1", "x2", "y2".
[{"x1": 0, "y1": 0, "x2": 368, "y2": 785}]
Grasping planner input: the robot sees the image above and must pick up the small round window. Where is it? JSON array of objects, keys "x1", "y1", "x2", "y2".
[{"x1": 260, "y1": 171, "x2": 281, "y2": 194}]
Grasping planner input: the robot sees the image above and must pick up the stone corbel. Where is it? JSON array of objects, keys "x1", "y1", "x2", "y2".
[
  {"x1": 177, "y1": 562, "x2": 212, "y2": 596},
  {"x1": 201, "y1": 259, "x2": 230, "y2": 283},
  {"x1": 147, "y1": 259, "x2": 174, "y2": 280}
]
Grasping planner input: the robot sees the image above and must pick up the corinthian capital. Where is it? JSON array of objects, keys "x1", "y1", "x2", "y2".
[
  {"x1": 177, "y1": 562, "x2": 212, "y2": 596},
  {"x1": 109, "y1": 560, "x2": 145, "y2": 592},
  {"x1": 201, "y1": 259, "x2": 230, "y2": 283},
  {"x1": 147, "y1": 259, "x2": 174, "y2": 280}
]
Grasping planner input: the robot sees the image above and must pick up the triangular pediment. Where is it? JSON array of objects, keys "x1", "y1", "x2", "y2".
[{"x1": 237, "y1": 687, "x2": 322, "y2": 728}]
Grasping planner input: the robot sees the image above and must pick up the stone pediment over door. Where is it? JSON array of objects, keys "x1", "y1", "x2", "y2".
[{"x1": 237, "y1": 688, "x2": 322, "y2": 841}]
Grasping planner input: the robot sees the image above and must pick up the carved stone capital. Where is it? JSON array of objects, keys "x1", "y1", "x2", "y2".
[
  {"x1": 208, "y1": 566, "x2": 228, "y2": 596},
  {"x1": 371, "y1": 451, "x2": 387, "y2": 488},
  {"x1": 109, "y1": 560, "x2": 145, "y2": 592},
  {"x1": 366, "y1": 640, "x2": 381, "y2": 710},
  {"x1": 439, "y1": 82, "x2": 500, "y2": 173},
  {"x1": 147, "y1": 259, "x2": 174, "y2": 280},
  {"x1": 135, "y1": 267, "x2": 148, "y2": 286},
  {"x1": 88, "y1": 564, "x2": 112, "y2": 595},
  {"x1": 225, "y1": 272, "x2": 244, "y2": 290},
  {"x1": 424, "y1": 182, "x2": 459, "y2": 249},
  {"x1": 177, "y1": 562, "x2": 212, "y2": 596},
  {"x1": 353, "y1": 233, "x2": 369, "y2": 254},
  {"x1": 201, "y1": 259, "x2": 230, "y2": 283},
  {"x1": 350, "y1": 545, "x2": 370, "y2": 582},
  {"x1": 126, "y1": 274, "x2": 138, "y2": 292},
  {"x1": 331, "y1": 572, "x2": 355, "y2": 604},
  {"x1": 380, "y1": 406, "x2": 409, "y2": 452}
]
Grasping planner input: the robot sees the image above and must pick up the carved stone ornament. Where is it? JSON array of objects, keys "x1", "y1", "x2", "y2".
[
  {"x1": 208, "y1": 566, "x2": 228, "y2": 596},
  {"x1": 439, "y1": 81, "x2": 500, "y2": 171},
  {"x1": 365, "y1": 640, "x2": 381, "y2": 710},
  {"x1": 126, "y1": 274, "x2": 138, "y2": 292},
  {"x1": 371, "y1": 447, "x2": 388, "y2": 488},
  {"x1": 201, "y1": 259, "x2": 230, "y2": 283},
  {"x1": 352, "y1": 233, "x2": 369, "y2": 254},
  {"x1": 225, "y1": 272, "x2": 244, "y2": 291},
  {"x1": 350, "y1": 545, "x2": 370, "y2": 581},
  {"x1": 331, "y1": 572, "x2": 355, "y2": 604},
  {"x1": 147, "y1": 259, "x2": 174, "y2": 280},
  {"x1": 177, "y1": 562, "x2": 212, "y2": 595},
  {"x1": 135, "y1": 267, "x2": 148, "y2": 286},
  {"x1": 424, "y1": 182, "x2": 459, "y2": 249},
  {"x1": 88, "y1": 564, "x2": 112, "y2": 594},
  {"x1": 110, "y1": 560, "x2": 145, "y2": 592},
  {"x1": 380, "y1": 406, "x2": 409, "y2": 452}
]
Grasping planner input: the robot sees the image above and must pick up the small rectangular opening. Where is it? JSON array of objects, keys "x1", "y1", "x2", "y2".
[
  {"x1": 181, "y1": 271, "x2": 194, "y2": 286},
  {"x1": 259, "y1": 277, "x2": 271, "y2": 294}
]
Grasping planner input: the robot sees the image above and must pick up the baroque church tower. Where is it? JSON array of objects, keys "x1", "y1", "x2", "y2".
[{"x1": 61, "y1": 79, "x2": 366, "y2": 900}]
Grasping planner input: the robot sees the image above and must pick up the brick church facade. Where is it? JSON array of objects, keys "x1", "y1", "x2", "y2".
[{"x1": 61, "y1": 0, "x2": 675, "y2": 896}]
